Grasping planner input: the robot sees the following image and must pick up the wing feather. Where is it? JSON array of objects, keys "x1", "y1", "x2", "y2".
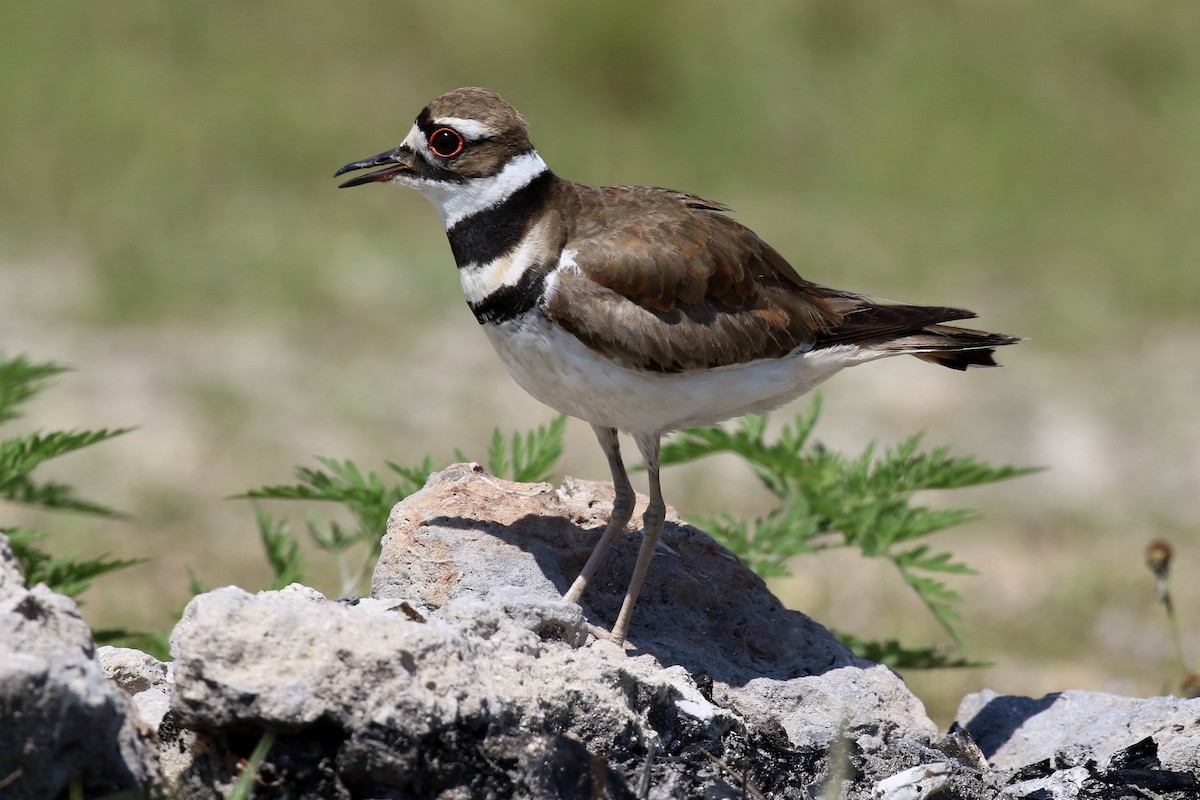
[
  {"x1": 544, "y1": 184, "x2": 840, "y2": 372},
  {"x1": 541, "y1": 182, "x2": 1017, "y2": 373}
]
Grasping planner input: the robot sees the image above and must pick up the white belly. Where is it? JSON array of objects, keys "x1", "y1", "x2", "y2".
[{"x1": 481, "y1": 312, "x2": 873, "y2": 436}]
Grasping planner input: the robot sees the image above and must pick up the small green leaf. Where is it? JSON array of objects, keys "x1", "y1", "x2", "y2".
[
  {"x1": 487, "y1": 426, "x2": 508, "y2": 477},
  {"x1": 0, "y1": 355, "x2": 70, "y2": 425},
  {"x1": 0, "y1": 355, "x2": 137, "y2": 638},
  {"x1": 486, "y1": 415, "x2": 566, "y2": 482},
  {"x1": 255, "y1": 506, "x2": 305, "y2": 589},
  {"x1": 1, "y1": 429, "x2": 134, "y2": 485},
  {"x1": 186, "y1": 566, "x2": 208, "y2": 596},
  {"x1": 23, "y1": 549, "x2": 146, "y2": 599},
  {"x1": 835, "y1": 631, "x2": 986, "y2": 669}
]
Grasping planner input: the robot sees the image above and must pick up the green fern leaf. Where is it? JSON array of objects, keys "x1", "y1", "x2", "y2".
[{"x1": 0, "y1": 355, "x2": 70, "y2": 425}]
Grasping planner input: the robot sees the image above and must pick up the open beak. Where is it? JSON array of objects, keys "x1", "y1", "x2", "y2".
[{"x1": 334, "y1": 146, "x2": 416, "y2": 188}]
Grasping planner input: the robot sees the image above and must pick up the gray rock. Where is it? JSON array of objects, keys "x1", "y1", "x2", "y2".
[
  {"x1": 171, "y1": 584, "x2": 672, "y2": 797},
  {"x1": 375, "y1": 464, "x2": 937, "y2": 751},
  {"x1": 0, "y1": 533, "x2": 160, "y2": 800},
  {"x1": 98, "y1": 645, "x2": 174, "y2": 730},
  {"x1": 97, "y1": 644, "x2": 171, "y2": 694},
  {"x1": 13, "y1": 464, "x2": 1200, "y2": 798},
  {"x1": 957, "y1": 688, "x2": 1200, "y2": 771},
  {"x1": 956, "y1": 689, "x2": 1200, "y2": 799},
  {"x1": 162, "y1": 465, "x2": 942, "y2": 797}
]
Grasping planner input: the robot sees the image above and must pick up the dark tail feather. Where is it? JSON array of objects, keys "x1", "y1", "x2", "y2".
[
  {"x1": 882, "y1": 324, "x2": 1022, "y2": 370},
  {"x1": 813, "y1": 299, "x2": 1021, "y2": 370},
  {"x1": 915, "y1": 348, "x2": 1002, "y2": 370}
]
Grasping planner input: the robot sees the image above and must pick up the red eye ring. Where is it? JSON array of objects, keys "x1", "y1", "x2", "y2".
[{"x1": 428, "y1": 127, "x2": 465, "y2": 158}]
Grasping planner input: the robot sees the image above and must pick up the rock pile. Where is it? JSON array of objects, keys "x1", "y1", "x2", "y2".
[{"x1": 3, "y1": 464, "x2": 1198, "y2": 798}]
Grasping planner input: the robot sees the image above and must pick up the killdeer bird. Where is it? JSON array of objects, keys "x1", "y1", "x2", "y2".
[{"x1": 336, "y1": 87, "x2": 1019, "y2": 645}]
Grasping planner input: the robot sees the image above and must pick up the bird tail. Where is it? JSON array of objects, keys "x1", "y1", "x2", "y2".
[
  {"x1": 814, "y1": 301, "x2": 1021, "y2": 370},
  {"x1": 887, "y1": 325, "x2": 1022, "y2": 370}
]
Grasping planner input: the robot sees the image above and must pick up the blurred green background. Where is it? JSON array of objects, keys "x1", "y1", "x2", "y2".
[{"x1": 3, "y1": 1, "x2": 1198, "y2": 724}]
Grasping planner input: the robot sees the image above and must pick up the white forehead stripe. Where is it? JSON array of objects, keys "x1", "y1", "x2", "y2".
[
  {"x1": 400, "y1": 122, "x2": 422, "y2": 150},
  {"x1": 414, "y1": 150, "x2": 549, "y2": 229},
  {"x1": 431, "y1": 117, "x2": 497, "y2": 141}
]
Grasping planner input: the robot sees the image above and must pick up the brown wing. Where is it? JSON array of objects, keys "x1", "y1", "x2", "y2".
[
  {"x1": 543, "y1": 183, "x2": 844, "y2": 373},
  {"x1": 543, "y1": 182, "x2": 1019, "y2": 373}
]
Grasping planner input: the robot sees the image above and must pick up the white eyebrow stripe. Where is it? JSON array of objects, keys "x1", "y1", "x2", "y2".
[{"x1": 431, "y1": 117, "x2": 496, "y2": 140}]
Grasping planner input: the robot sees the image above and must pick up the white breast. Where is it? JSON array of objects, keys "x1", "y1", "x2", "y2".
[{"x1": 480, "y1": 311, "x2": 874, "y2": 436}]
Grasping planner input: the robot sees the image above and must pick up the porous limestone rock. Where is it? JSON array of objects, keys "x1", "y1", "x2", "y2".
[
  {"x1": 955, "y1": 689, "x2": 1200, "y2": 798},
  {"x1": 0, "y1": 535, "x2": 160, "y2": 800},
  {"x1": 375, "y1": 464, "x2": 938, "y2": 751},
  {"x1": 958, "y1": 688, "x2": 1200, "y2": 771},
  {"x1": 165, "y1": 464, "x2": 942, "y2": 797},
  {"x1": 10, "y1": 463, "x2": 1200, "y2": 798}
]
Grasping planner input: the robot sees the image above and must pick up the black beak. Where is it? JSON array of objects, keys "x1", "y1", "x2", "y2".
[{"x1": 334, "y1": 146, "x2": 416, "y2": 188}]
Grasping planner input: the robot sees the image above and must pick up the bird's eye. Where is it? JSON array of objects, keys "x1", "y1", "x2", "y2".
[{"x1": 428, "y1": 128, "x2": 465, "y2": 158}]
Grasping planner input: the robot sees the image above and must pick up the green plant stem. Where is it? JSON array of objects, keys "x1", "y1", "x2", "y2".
[{"x1": 229, "y1": 730, "x2": 276, "y2": 800}]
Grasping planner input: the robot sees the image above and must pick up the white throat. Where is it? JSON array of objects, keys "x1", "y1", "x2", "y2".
[{"x1": 402, "y1": 150, "x2": 549, "y2": 230}]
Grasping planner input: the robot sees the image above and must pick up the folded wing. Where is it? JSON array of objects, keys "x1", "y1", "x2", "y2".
[{"x1": 544, "y1": 184, "x2": 1018, "y2": 373}]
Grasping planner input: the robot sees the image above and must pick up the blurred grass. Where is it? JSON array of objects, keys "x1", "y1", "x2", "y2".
[
  {"x1": 3, "y1": 1, "x2": 1198, "y2": 337},
  {"x1": 2, "y1": 0, "x2": 1199, "y2": 725}
]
